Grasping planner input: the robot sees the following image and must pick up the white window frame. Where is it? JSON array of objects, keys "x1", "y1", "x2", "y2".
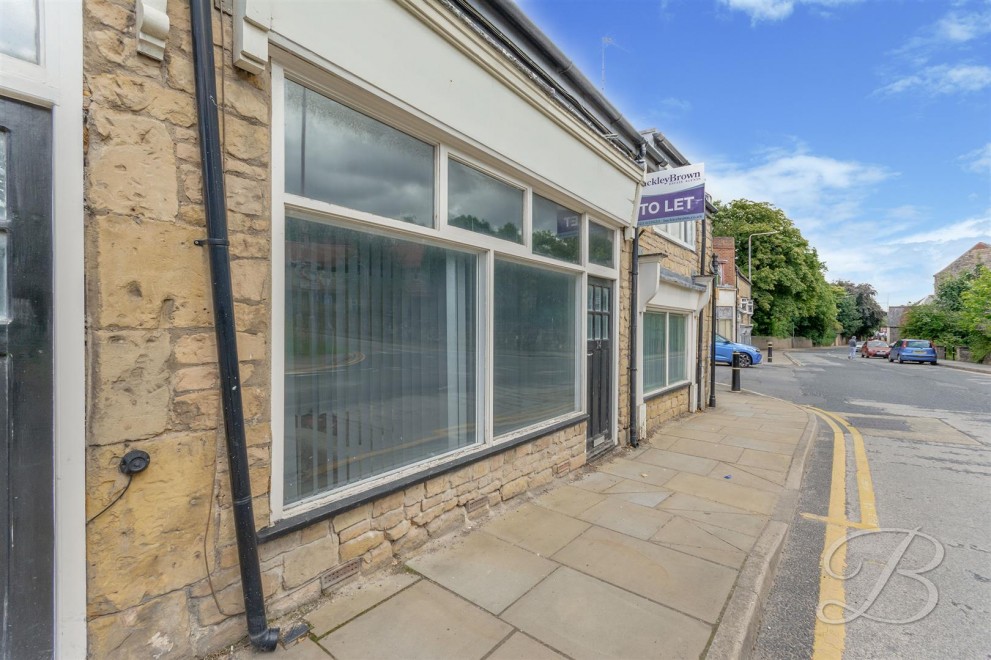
[
  {"x1": 642, "y1": 308, "x2": 691, "y2": 396},
  {"x1": 652, "y1": 219, "x2": 697, "y2": 251},
  {"x1": 270, "y1": 63, "x2": 618, "y2": 520}
]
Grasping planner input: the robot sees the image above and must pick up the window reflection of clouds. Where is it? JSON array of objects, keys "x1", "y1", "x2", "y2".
[
  {"x1": 285, "y1": 81, "x2": 434, "y2": 226},
  {"x1": 448, "y1": 160, "x2": 523, "y2": 243}
]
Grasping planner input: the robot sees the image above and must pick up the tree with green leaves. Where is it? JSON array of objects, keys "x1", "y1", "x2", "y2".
[
  {"x1": 960, "y1": 266, "x2": 991, "y2": 361},
  {"x1": 834, "y1": 280, "x2": 884, "y2": 338},
  {"x1": 902, "y1": 266, "x2": 988, "y2": 360},
  {"x1": 711, "y1": 200, "x2": 837, "y2": 343}
]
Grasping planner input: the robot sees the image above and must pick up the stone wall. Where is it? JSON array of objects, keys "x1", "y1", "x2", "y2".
[
  {"x1": 82, "y1": 1, "x2": 593, "y2": 655},
  {"x1": 645, "y1": 386, "x2": 691, "y2": 435},
  {"x1": 84, "y1": 0, "x2": 275, "y2": 655}
]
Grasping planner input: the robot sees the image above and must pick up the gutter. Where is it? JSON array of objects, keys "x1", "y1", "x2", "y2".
[{"x1": 189, "y1": 0, "x2": 279, "y2": 650}]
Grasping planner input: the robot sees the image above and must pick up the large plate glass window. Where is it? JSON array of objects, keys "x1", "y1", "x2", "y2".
[
  {"x1": 448, "y1": 159, "x2": 523, "y2": 243},
  {"x1": 643, "y1": 311, "x2": 689, "y2": 392},
  {"x1": 494, "y1": 260, "x2": 577, "y2": 435},
  {"x1": 284, "y1": 80, "x2": 435, "y2": 227},
  {"x1": 532, "y1": 194, "x2": 579, "y2": 264},
  {"x1": 283, "y1": 218, "x2": 478, "y2": 503}
]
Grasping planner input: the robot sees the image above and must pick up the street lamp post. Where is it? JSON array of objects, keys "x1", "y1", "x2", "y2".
[
  {"x1": 708, "y1": 252, "x2": 720, "y2": 408},
  {"x1": 748, "y1": 230, "x2": 780, "y2": 283}
]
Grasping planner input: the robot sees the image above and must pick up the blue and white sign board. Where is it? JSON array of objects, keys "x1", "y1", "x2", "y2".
[{"x1": 637, "y1": 163, "x2": 705, "y2": 227}]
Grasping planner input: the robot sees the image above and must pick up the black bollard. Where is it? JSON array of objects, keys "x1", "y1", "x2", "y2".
[
  {"x1": 767, "y1": 342, "x2": 773, "y2": 364},
  {"x1": 731, "y1": 352, "x2": 742, "y2": 391}
]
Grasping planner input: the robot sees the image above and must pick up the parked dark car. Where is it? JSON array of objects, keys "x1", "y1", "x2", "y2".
[
  {"x1": 860, "y1": 340, "x2": 890, "y2": 359},
  {"x1": 714, "y1": 334, "x2": 763, "y2": 367},
  {"x1": 888, "y1": 339, "x2": 937, "y2": 364}
]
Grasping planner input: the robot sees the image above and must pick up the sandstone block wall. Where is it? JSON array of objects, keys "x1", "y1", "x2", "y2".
[
  {"x1": 646, "y1": 386, "x2": 691, "y2": 433},
  {"x1": 85, "y1": 0, "x2": 275, "y2": 655}
]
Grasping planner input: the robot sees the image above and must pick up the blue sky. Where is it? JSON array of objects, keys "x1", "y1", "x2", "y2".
[{"x1": 516, "y1": 0, "x2": 991, "y2": 307}]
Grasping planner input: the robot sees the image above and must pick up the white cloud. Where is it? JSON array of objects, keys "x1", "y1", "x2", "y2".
[
  {"x1": 718, "y1": 0, "x2": 861, "y2": 23},
  {"x1": 896, "y1": 5, "x2": 991, "y2": 53},
  {"x1": 960, "y1": 143, "x2": 991, "y2": 174},
  {"x1": 840, "y1": 209, "x2": 991, "y2": 304},
  {"x1": 934, "y1": 9, "x2": 991, "y2": 43},
  {"x1": 890, "y1": 212, "x2": 991, "y2": 245},
  {"x1": 881, "y1": 4, "x2": 991, "y2": 98},
  {"x1": 705, "y1": 145, "x2": 982, "y2": 305},
  {"x1": 885, "y1": 205, "x2": 927, "y2": 222},
  {"x1": 875, "y1": 64, "x2": 991, "y2": 96},
  {"x1": 707, "y1": 145, "x2": 892, "y2": 226}
]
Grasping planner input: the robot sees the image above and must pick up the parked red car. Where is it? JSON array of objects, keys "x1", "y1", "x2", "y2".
[{"x1": 860, "y1": 340, "x2": 890, "y2": 358}]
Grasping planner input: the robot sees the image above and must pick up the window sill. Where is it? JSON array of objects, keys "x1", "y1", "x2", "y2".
[
  {"x1": 257, "y1": 413, "x2": 588, "y2": 542},
  {"x1": 643, "y1": 380, "x2": 691, "y2": 403}
]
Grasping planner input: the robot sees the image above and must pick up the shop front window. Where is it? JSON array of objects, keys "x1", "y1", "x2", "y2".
[
  {"x1": 493, "y1": 260, "x2": 577, "y2": 435},
  {"x1": 284, "y1": 219, "x2": 477, "y2": 503}
]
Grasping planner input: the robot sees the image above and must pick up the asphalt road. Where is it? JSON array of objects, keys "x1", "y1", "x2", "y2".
[{"x1": 716, "y1": 348, "x2": 991, "y2": 660}]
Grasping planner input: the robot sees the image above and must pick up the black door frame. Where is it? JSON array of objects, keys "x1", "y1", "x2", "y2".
[{"x1": 586, "y1": 277, "x2": 613, "y2": 454}]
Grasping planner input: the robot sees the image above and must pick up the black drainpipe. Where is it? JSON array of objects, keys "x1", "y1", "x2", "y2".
[
  {"x1": 189, "y1": 0, "x2": 279, "y2": 651},
  {"x1": 696, "y1": 211, "x2": 707, "y2": 411},
  {"x1": 629, "y1": 228, "x2": 640, "y2": 448},
  {"x1": 628, "y1": 144, "x2": 646, "y2": 448}
]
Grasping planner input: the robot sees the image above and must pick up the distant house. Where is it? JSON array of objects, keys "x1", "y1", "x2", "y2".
[
  {"x1": 887, "y1": 242, "x2": 990, "y2": 344},
  {"x1": 934, "y1": 242, "x2": 991, "y2": 287},
  {"x1": 886, "y1": 305, "x2": 914, "y2": 344},
  {"x1": 712, "y1": 236, "x2": 753, "y2": 344}
]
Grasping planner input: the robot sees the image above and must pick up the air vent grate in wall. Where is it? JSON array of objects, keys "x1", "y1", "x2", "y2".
[
  {"x1": 321, "y1": 558, "x2": 361, "y2": 591},
  {"x1": 465, "y1": 497, "x2": 488, "y2": 514}
]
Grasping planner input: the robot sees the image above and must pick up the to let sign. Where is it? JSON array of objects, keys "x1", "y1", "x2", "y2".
[{"x1": 637, "y1": 163, "x2": 705, "y2": 227}]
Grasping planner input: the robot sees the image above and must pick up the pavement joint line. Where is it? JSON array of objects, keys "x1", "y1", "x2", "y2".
[
  {"x1": 809, "y1": 409, "x2": 848, "y2": 660},
  {"x1": 478, "y1": 626, "x2": 521, "y2": 660}
]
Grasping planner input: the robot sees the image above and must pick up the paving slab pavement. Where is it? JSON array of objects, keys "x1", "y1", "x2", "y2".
[{"x1": 232, "y1": 388, "x2": 816, "y2": 660}]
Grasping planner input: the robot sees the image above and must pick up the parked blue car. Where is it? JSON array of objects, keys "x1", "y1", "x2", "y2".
[
  {"x1": 714, "y1": 334, "x2": 763, "y2": 367},
  {"x1": 888, "y1": 339, "x2": 937, "y2": 364}
]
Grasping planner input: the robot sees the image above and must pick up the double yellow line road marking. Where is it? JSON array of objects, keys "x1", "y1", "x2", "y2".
[{"x1": 803, "y1": 408, "x2": 880, "y2": 660}]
